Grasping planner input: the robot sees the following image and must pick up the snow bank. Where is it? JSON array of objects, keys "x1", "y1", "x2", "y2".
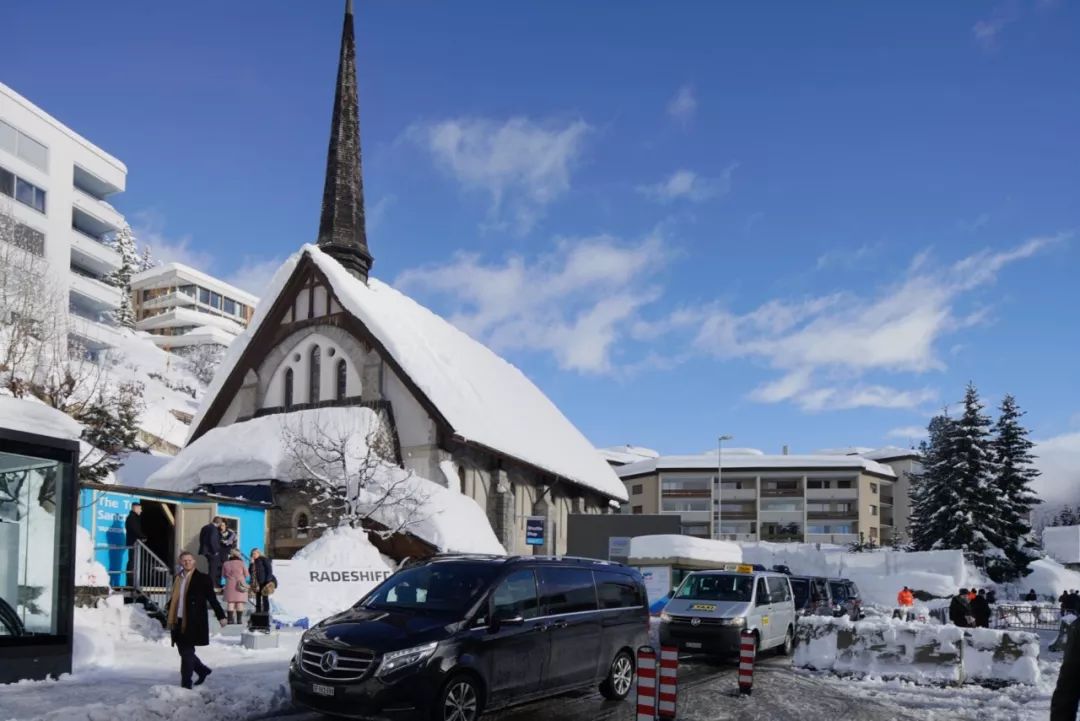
[
  {"x1": 794, "y1": 615, "x2": 1040, "y2": 686},
  {"x1": 272, "y1": 527, "x2": 396, "y2": 624},
  {"x1": 629, "y1": 534, "x2": 742, "y2": 564},
  {"x1": 1023, "y1": 558, "x2": 1080, "y2": 598},
  {"x1": 72, "y1": 595, "x2": 167, "y2": 671},
  {"x1": 740, "y1": 542, "x2": 986, "y2": 606},
  {"x1": 0, "y1": 394, "x2": 82, "y2": 440},
  {"x1": 34, "y1": 682, "x2": 291, "y2": 721},
  {"x1": 148, "y1": 407, "x2": 504, "y2": 555},
  {"x1": 190, "y1": 245, "x2": 627, "y2": 502},
  {"x1": 74, "y1": 525, "x2": 109, "y2": 587}
]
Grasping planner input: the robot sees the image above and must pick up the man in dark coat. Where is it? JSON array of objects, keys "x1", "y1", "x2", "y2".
[
  {"x1": 971, "y1": 589, "x2": 991, "y2": 628},
  {"x1": 1051, "y1": 618, "x2": 1080, "y2": 720},
  {"x1": 167, "y1": 551, "x2": 226, "y2": 689},
  {"x1": 949, "y1": 588, "x2": 973, "y2": 627},
  {"x1": 124, "y1": 503, "x2": 146, "y2": 587},
  {"x1": 198, "y1": 517, "x2": 224, "y2": 587}
]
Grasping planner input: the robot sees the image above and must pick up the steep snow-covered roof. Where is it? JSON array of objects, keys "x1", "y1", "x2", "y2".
[
  {"x1": 0, "y1": 395, "x2": 82, "y2": 442},
  {"x1": 616, "y1": 451, "x2": 896, "y2": 479},
  {"x1": 189, "y1": 246, "x2": 626, "y2": 502}
]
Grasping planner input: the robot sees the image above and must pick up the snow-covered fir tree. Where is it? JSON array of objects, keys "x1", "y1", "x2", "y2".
[
  {"x1": 1052, "y1": 505, "x2": 1079, "y2": 527},
  {"x1": 909, "y1": 384, "x2": 1003, "y2": 568},
  {"x1": 108, "y1": 223, "x2": 139, "y2": 328},
  {"x1": 986, "y1": 394, "x2": 1042, "y2": 580},
  {"x1": 139, "y1": 244, "x2": 157, "y2": 272}
]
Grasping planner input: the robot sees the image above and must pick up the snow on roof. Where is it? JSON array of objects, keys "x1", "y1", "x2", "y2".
[
  {"x1": 191, "y1": 245, "x2": 627, "y2": 502},
  {"x1": 130, "y1": 262, "x2": 259, "y2": 303},
  {"x1": 629, "y1": 534, "x2": 742, "y2": 564},
  {"x1": 860, "y1": 446, "x2": 920, "y2": 461},
  {"x1": 616, "y1": 451, "x2": 896, "y2": 478},
  {"x1": 148, "y1": 407, "x2": 504, "y2": 555},
  {"x1": 113, "y1": 452, "x2": 177, "y2": 488},
  {"x1": 598, "y1": 445, "x2": 660, "y2": 465},
  {"x1": 0, "y1": 395, "x2": 82, "y2": 442}
]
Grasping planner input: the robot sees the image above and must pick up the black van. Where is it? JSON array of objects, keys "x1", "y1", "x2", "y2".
[{"x1": 289, "y1": 555, "x2": 649, "y2": 721}]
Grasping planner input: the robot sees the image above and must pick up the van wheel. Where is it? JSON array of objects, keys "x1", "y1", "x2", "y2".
[
  {"x1": 778, "y1": 626, "x2": 794, "y2": 656},
  {"x1": 599, "y1": 650, "x2": 634, "y2": 700},
  {"x1": 435, "y1": 674, "x2": 482, "y2": 721}
]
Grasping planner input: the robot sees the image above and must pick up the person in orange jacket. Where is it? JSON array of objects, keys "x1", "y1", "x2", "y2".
[{"x1": 897, "y1": 586, "x2": 915, "y2": 621}]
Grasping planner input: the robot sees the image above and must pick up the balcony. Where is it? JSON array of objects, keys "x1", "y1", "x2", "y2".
[
  {"x1": 69, "y1": 270, "x2": 121, "y2": 311},
  {"x1": 717, "y1": 533, "x2": 757, "y2": 542},
  {"x1": 70, "y1": 228, "x2": 121, "y2": 277},
  {"x1": 758, "y1": 509, "x2": 804, "y2": 524},
  {"x1": 140, "y1": 290, "x2": 198, "y2": 311},
  {"x1": 760, "y1": 487, "x2": 802, "y2": 498},
  {"x1": 68, "y1": 314, "x2": 126, "y2": 350},
  {"x1": 72, "y1": 189, "x2": 124, "y2": 232},
  {"x1": 716, "y1": 488, "x2": 756, "y2": 501},
  {"x1": 807, "y1": 511, "x2": 858, "y2": 521},
  {"x1": 806, "y1": 487, "x2": 858, "y2": 501},
  {"x1": 73, "y1": 164, "x2": 122, "y2": 200},
  {"x1": 718, "y1": 511, "x2": 757, "y2": 521}
]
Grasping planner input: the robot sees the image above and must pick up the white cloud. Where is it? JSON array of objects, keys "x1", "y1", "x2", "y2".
[
  {"x1": 366, "y1": 194, "x2": 395, "y2": 233},
  {"x1": 667, "y1": 84, "x2": 697, "y2": 125},
  {"x1": 665, "y1": 235, "x2": 1060, "y2": 410},
  {"x1": 395, "y1": 233, "x2": 668, "y2": 374},
  {"x1": 972, "y1": 4, "x2": 1019, "y2": 50},
  {"x1": 130, "y1": 210, "x2": 212, "y2": 270},
  {"x1": 1032, "y1": 432, "x2": 1080, "y2": 505},
  {"x1": 224, "y1": 257, "x2": 285, "y2": 299},
  {"x1": 815, "y1": 242, "x2": 879, "y2": 270},
  {"x1": 887, "y1": 425, "x2": 929, "y2": 441},
  {"x1": 408, "y1": 116, "x2": 590, "y2": 234},
  {"x1": 638, "y1": 166, "x2": 737, "y2": 203}
]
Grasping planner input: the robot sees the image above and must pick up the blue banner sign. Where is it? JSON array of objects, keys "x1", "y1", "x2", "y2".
[{"x1": 525, "y1": 516, "x2": 546, "y2": 546}]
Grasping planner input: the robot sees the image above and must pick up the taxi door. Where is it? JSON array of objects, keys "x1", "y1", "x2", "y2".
[{"x1": 751, "y1": 576, "x2": 775, "y2": 647}]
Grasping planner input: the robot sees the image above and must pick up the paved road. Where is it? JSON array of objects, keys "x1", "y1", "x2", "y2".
[{"x1": 267, "y1": 653, "x2": 925, "y2": 721}]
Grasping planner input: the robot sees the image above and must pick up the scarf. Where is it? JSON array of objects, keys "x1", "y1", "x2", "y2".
[{"x1": 167, "y1": 571, "x2": 192, "y2": 634}]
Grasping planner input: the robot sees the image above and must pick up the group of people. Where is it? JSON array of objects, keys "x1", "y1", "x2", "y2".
[
  {"x1": 1058, "y1": 590, "x2": 1080, "y2": 616},
  {"x1": 948, "y1": 587, "x2": 996, "y2": 628}
]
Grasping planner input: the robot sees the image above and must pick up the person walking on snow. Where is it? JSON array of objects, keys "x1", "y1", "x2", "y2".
[
  {"x1": 222, "y1": 549, "x2": 248, "y2": 625},
  {"x1": 897, "y1": 586, "x2": 914, "y2": 621},
  {"x1": 167, "y1": 551, "x2": 226, "y2": 689}
]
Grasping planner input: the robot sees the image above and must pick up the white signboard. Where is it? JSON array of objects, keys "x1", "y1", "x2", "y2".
[
  {"x1": 637, "y1": 565, "x2": 672, "y2": 605},
  {"x1": 270, "y1": 559, "x2": 395, "y2": 623},
  {"x1": 608, "y1": 536, "x2": 631, "y2": 561}
]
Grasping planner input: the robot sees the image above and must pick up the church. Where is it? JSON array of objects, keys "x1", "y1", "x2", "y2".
[{"x1": 147, "y1": 1, "x2": 626, "y2": 558}]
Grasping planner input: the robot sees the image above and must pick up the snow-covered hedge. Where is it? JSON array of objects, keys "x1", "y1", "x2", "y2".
[{"x1": 794, "y1": 615, "x2": 1039, "y2": 686}]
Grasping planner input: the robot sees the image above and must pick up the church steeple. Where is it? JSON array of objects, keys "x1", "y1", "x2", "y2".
[{"x1": 316, "y1": 0, "x2": 373, "y2": 282}]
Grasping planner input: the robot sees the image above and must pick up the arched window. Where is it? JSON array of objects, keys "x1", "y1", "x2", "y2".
[
  {"x1": 295, "y1": 512, "x2": 310, "y2": 539},
  {"x1": 284, "y1": 368, "x2": 294, "y2": 408},
  {"x1": 336, "y1": 359, "x2": 348, "y2": 401},
  {"x1": 309, "y1": 345, "x2": 321, "y2": 403}
]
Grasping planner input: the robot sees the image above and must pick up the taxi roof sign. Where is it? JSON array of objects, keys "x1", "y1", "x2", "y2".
[{"x1": 719, "y1": 563, "x2": 757, "y2": 574}]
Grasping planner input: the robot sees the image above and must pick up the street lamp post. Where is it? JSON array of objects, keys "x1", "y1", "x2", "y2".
[{"x1": 715, "y1": 434, "x2": 734, "y2": 540}]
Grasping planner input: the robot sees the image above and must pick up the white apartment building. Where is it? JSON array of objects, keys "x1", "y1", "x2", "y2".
[
  {"x1": 130, "y1": 263, "x2": 257, "y2": 350},
  {"x1": 1, "y1": 82, "x2": 128, "y2": 354},
  {"x1": 617, "y1": 447, "x2": 919, "y2": 546}
]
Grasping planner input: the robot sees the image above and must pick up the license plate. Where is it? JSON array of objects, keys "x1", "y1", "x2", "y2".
[
  {"x1": 312, "y1": 683, "x2": 335, "y2": 697},
  {"x1": 685, "y1": 641, "x2": 702, "y2": 649},
  {"x1": 691, "y1": 604, "x2": 716, "y2": 612}
]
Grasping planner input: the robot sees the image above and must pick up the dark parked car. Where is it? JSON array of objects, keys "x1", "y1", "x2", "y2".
[
  {"x1": 827, "y1": 578, "x2": 864, "y2": 620},
  {"x1": 289, "y1": 555, "x2": 649, "y2": 721},
  {"x1": 789, "y1": 575, "x2": 831, "y2": 616}
]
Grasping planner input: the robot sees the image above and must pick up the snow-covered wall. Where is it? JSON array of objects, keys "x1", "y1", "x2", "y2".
[{"x1": 794, "y1": 616, "x2": 1039, "y2": 686}]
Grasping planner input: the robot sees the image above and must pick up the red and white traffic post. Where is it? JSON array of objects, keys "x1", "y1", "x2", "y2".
[
  {"x1": 738, "y1": 630, "x2": 755, "y2": 695},
  {"x1": 657, "y1": 646, "x2": 678, "y2": 719},
  {"x1": 636, "y1": 646, "x2": 657, "y2": 721}
]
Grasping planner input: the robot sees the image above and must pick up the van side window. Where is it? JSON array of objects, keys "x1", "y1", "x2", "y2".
[
  {"x1": 767, "y1": 576, "x2": 791, "y2": 603},
  {"x1": 754, "y1": 578, "x2": 770, "y2": 606},
  {"x1": 595, "y1": 571, "x2": 641, "y2": 609},
  {"x1": 538, "y1": 567, "x2": 598, "y2": 615},
  {"x1": 491, "y1": 569, "x2": 540, "y2": 621}
]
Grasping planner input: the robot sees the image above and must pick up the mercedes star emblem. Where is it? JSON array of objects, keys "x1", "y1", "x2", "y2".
[{"x1": 320, "y1": 650, "x2": 339, "y2": 673}]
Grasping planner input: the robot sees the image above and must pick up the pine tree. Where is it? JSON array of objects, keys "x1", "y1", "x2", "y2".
[
  {"x1": 1055, "y1": 506, "x2": 1079, "y2": 527},
  {"x1": 139, "y1": 244, "x2": 157, "y2": 272},
  {"x1": 76, "y1": 381, "x2": 147, "y2": 483},
  {"x1": 108, "y1": 223, "x2": 139, "y2": 328},
  {"x1": 909, "y1": 384, "x2": 1002, "y2": 564},
  {"x1": 989, "y1": 394, "x2": 1042, "y2": 580}
]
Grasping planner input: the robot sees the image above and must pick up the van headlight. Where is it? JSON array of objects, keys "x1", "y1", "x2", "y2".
[
  {"x1": 375, "y1": 642, "x2": 438, "y2": 677},
  {"x1": 719, "y1": 617, "x2": 745, "y2": 627},
  {"x1": 660, "y1": 611, "x2": 672, "y2": 622}
]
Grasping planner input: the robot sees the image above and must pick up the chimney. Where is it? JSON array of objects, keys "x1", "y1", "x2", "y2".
[{"x1": 782, "y1": 445, "x2": 789, "y2": 456}]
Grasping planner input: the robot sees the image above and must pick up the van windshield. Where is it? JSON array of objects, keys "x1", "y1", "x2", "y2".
[
  {"x1": 360, "y1": 562, "x2": 501, "y2": 615},
  {"x1": 674, "y1": 573, "x2": 753, "y2": 602},
  {"x1": 789, "y1": 578, "x2": 809, "y2": 609}
]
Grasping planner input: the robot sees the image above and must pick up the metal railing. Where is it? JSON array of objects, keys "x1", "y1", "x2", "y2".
[
  {"x1": 992, "y1": 603, "x2": 1063, "y2": 631},
  {"x1": 95, "y1": 541, "x2": 173, "y2": 612}
]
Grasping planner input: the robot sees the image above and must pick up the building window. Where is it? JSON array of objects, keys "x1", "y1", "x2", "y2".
[
  {"x1": 836, "y1": 480, "x2": 853, "y2": 489},
  {"x1": 199, "y1": 287, "x2": 211, "y2": 305},
  {"x1": 178, "y1": 284, "x2": 196, "y2": 297},
  {"x1": 631, "y1": 505, "x2": 643, "y2": 514},
  {"x1": 7, "y1": 221, "x2": 44, "y2": 256},
  {"x1": 0, "y1": 167, "x2": 13, "y2": 197},
  {"x1": 0, "y1": 119, "x2": 48, "y2": 171},
  {"x1": 222, "y1": 298, "x2": 236, "y2": 315},
  {"x1": 209, "y1": 291, "x2": 222, "y2": 309},
  {"x1": 870, "y1": 482, "x2": 878, "y2": 494},
  {"x1": 869, "y1": 527, "x2": 878, "y2": 539},
  {"x1": 309, "y1": 345, "x2": 321, "y2": 402},
  {"x1": 284, "y1": 368, "x2": 294, "y2": 408},
  {"x1": 335, "y1": 358, "x2": 347, "y2": 401},
  {"x1": 870, "y1": 504, "x2": 878, "y2": 516},
  {"x1": 807, "y1": 480, "x2": 823, "y2": 489},
  {"x1": 4, "y1": 170, "x2": 46, "y2": 214},
  {"x1": 631, "y1": 484, "x2": 643, "y2": 495},
  {"x1": 294, "y1": 511, "x2": 310, "y2": 539}
]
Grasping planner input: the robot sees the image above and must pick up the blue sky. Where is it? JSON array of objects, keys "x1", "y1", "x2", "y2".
[{"x1": 6, "y1": 1, "x2": 1079, "y2": 472}]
